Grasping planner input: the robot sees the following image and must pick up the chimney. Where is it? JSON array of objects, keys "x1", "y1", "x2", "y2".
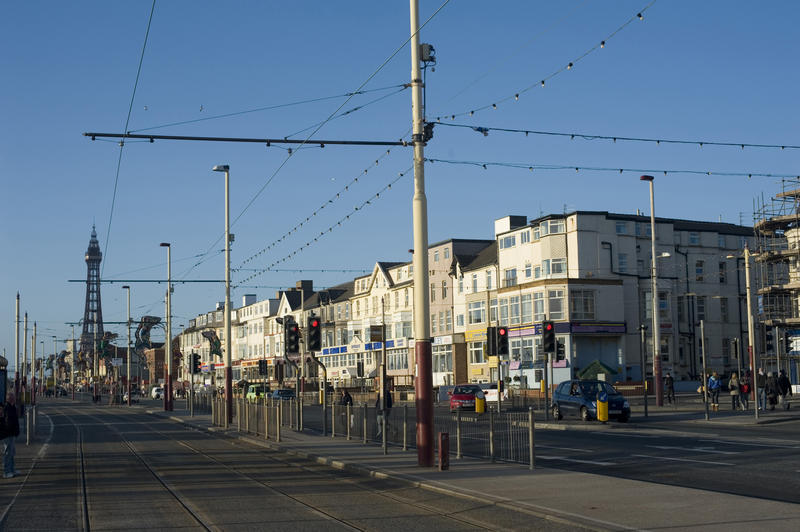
[{"x1": 242, "y1": 294, "x2": 257, "y2": 307}]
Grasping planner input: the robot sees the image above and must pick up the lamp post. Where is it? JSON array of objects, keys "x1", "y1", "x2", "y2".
[
  {"x1": 160, "y1": 243, "x2": 173, "y2": 411},
  {"x1": 15, "y1": 293, "x2": 19, "y2": 398},
  {"x1": 53, "y1": 336, "x2": 58, "y2": 393},
  {"x1": 744, "y1": 245, "x2": 758, "y2": 421},
  {"x1": 639, "y1": 324, "x2": 648, "y2": 417},
  {"x1": 640, "y1": 175, "x2": 664, "y2": 406},
  {"x1": 700, "y1": 319, "x2": 709, "y2": 420},
  {"x1": 71, "y1": 325, "x2": 76, "y2": 400},
  {"x1": 213, "y1": 164, "x2": 233, "y2": 428},
  {"x1": 123, "y1": 285, "x2": 131, "y2": 406}
]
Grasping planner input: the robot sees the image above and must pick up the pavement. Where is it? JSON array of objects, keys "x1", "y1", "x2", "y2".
[{"x1": 129, "y1": 395, "x2": 800, "y2": 532}]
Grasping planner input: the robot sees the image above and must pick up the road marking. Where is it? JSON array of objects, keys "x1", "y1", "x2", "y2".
[
  {"x1": 646, "y1": 445, "x2": 739, "y2": 455},
  {"x1": 537, "y1": 454, "x2": 617, "y2": 466},
  {"x1": 537, "y1": 444, "x2": 593, "y2": 453},
  {"x1": 590, "y1": 432, "x2": 657, "y2": 438},
  {"x1": 701, "y1": 439, "x2": 800, "y2": 449},
  {"x1": 632, "y1": 454, "x2": 734, "y2": 466}
]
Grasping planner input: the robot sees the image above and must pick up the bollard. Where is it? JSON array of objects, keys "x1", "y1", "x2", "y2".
[
  {"x1": 382, "y1": 409, "x2": 387, "y2": 455},
  {"x1": 299, "y1": 397, "x2": 304, "y2": 432},
  {"x1": 489, "y1": 409, "x2": 495, "y2": 463},
  {"x1": 346, "y1": 404, "x2": 351, "y2": 441},
  {"x1": 529, "y1": 406, "x2": 535, "y2": 470},
  {"x1": 322, "y1": 400, "x2": 327, "y2": 437},
  {"x1": 362, "y1": 403, "x2": 367, "y2": 444},
  {"x1": 237, "y1": 398, "x2": 241, "y2": 432},
  {"x1": 276, "y1": 402, "x2": 281, "y2": 443},
  {"x1": 438, "y1": 432, "x2": 450, "y2": 471},
  {"x1": 597, "y1": 391, "x2": 609, "y2": 423},
  {"x1": 456, "y1": 409, "x2": 462, "y2": 459},
  {"x1": 403, "y1": 404, "x2": 408, "y2": 451}
]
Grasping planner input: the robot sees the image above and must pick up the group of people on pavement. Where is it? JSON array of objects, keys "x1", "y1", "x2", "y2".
[{"x1": 698, "y1": 368, "x2": 793, "y2": 412}]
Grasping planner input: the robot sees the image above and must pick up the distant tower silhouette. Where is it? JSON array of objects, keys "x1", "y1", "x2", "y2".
[{"x1": 80, "y1": 225, "x2": 104, "y2": 356}]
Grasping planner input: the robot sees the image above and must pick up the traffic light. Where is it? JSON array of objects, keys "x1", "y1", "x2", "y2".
[
  {"x1": 486, "y1": 326, "x2": 497, "y2": 356},
  {"x1": 542, "y1": 321, "x2": 556, "y2": 354},
  {"x1": 765, "y1": 326, "x2": 774, "y2": 353},
  {"x1": 307, "y1": 316, "x2": 321, "y2": 351},
  {"x1": 496, "y1": 326, "x2": 509, "y2": 356},
  {"x1": 556, "y1": 339, "x2": 566, "y2": 361},
  {"x1": 258, "y1": 359, "x2": 267, "y2": 376},
  {"x1": 285, "y1": 319, "x2": 300, "y2": 354},
  {"x1": 191, "y1": 353, "x2": 201, "y2": 374}
]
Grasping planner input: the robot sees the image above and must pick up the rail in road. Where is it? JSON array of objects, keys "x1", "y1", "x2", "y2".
[{"x1": 0, "y1": 400, "x2": 589, "y2": 531}]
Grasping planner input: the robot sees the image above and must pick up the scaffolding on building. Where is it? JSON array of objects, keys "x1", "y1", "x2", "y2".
[{"x1": 752, "y1": 177, "x2": 800, "y2": 375}]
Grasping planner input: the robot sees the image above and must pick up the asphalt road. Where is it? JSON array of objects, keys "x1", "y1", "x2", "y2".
[{"x1": 0, "y1": 400, "x2": 587, "y2": 531}]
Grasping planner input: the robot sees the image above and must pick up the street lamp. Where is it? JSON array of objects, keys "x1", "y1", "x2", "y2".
[
  {"x1": 123, "y1": 285, "x2": 132, "y2": 406},
  {"x1": 641, "y1": 175, "x2": 664, "y2": 406},
  {"x1": 71, "y1": 325, "x2": 76, "y2": 400},
  {"x1": 728, "y1": 247, "x2": 759, "y2": 420},
  {"x1": 52, "y1": 335, "x2": 57, "y2": 392},
  {"x1": 213, "y1": 164, "x2": 233, "y2": 428},
  {"x1": 160, "y1": 242, "x2": 173, "y2": 411}
]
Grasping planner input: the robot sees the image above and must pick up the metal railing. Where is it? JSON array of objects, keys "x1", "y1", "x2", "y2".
[{"x1": 211, "y1": 397, "x2": 536, "y2": 467}]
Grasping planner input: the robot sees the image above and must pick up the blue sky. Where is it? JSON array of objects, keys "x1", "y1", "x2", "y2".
[{"x1": 2, "y1": 1, "x2": 798, "y2": 371}]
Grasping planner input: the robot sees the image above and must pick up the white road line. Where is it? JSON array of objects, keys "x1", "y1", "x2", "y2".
[
  {"x1": 590, "y1": 432, "x2": 657, "y2": 438},
  {"x1": 632, "y1": 454, "x2": 734, "y2": 466},
  {"x1": 701, "y1": 439, "x2": 800, "y2": 449},
  {"x1": 537, "y1": 454, "x2": 617, "y2": 466},
  {"x1": 647, "y1": 445, "x2": 739, "y2": 455},
  {"x1": 537, "y1": 444, "x2": 593, "y2": 453}
]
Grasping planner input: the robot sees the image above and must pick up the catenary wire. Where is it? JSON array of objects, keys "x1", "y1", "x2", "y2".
[
  {"x1": 101, "y1": 0, "x2": 157, "y2": 277},
  {"x1": 433, "y1": 121, "x2": 800, "y2": 152}
]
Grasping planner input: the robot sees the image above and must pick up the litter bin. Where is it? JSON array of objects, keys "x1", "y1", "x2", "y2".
[
  {"x1": 475, "y1": 394, "x2": 486, "y2": 414},
  {"x1": 597, "y1": 390, "x2": 608, "y2": 423}
]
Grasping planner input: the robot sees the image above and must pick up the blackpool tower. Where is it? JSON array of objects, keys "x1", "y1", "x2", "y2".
[{"x1": 80, "y1": 226, "x2": 104, "y2": 365}]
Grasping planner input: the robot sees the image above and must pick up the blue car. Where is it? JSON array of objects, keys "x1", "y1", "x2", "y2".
[
  {"x1": 271, "y1": 389, "x2": 296, "y2": 401},
  {"x1": 551, "y1": 380, "x2": 630, "y2": 422}
]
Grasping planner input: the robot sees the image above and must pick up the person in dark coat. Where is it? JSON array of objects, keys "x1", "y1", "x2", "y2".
[
  {"x1": 2, "y1": 392, "x2": 20, "y2": 479},
  {"x1": 664, "y1": 373, "x2": 675, "y2": 405},
  {"x1": 777, "y1": 370, "x2": 792, "y2": 410},
  {"x1": 757, "y1": 368, "x2": 767, "y2": 410},
  {"x1": 765, "y1": 372, "x2": 780, "y2": 411},
  {"x1": 339, "y1": 389, "x2": 353, "y2": 407}
]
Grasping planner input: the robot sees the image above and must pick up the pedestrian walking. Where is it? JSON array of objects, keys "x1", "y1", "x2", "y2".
[
  {"x1": 664, "y1": 372, "x2": 676, "y2": 405},
  {"x1": 728, "y1": 372, "x2": 741, "y2": 411},
  {"x1": 1, "y1": 392, "x2": 21, "y2": 479},
  {"x1": 765, "y1": 371, "x2": 780, "y2": 411},
  {"x1": 757, "y1": 368, "x2": 767, "y2": 410},
  {"x1": 708, "y1": 371, "x2": 722, "y2": 411},
  {"x1": 777, "y1": 369, "x2": 792, "y2": 410},
  {"x1": 740, "y1": 370, "x2": 751, "y2": 410},
  {"x1": 339, "y1": 388, "x2": 353, "y2": 429},
  {"x1": 374, "y1": 388, "x2": 393, "y2": 438}
]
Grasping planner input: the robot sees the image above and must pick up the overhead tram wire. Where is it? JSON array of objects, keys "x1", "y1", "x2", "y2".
[
  {"x1": 432, "y1": 0, "x2": 657, "y2": 122},
  {"x1": 433, "y1": 121, "x2": 800, "y2": 152},
  {"x1": 101, "y1": 0, "x2": 157, "y2": 277},
  {"x1": 424, "y1": 157, "x2": 799, "y2": 180},
  {"x1": 128, "y1": 84, "x2": 409, "y2": 133},
  {"x1": 235, "y1": 166, "x2": 413, "y2": 288},
  {"x1": 172, "y1": 0, "x2": 452, "y2": 283},
  {"x1": 235, "y1": 140, "x2": 406, "y2": 269}
]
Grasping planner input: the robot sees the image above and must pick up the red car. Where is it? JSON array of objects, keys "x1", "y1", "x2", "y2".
[{"x1": 449, "y1": 384, "x2": 485, "y2": 412}]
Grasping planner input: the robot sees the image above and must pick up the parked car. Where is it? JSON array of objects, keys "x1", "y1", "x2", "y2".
[
  {"x1": 551, "y1": 379, "x2": 630, "y2": 422},
  {"x1": 271, "y1": 389, "x2": 296, "y2": 401},
  {"x1": 449, "y1": 384, "x2": 485, "y2": 412},
  {"x1": 151, "y1": 386, "x2": 164, "y2": 400},
  {"x1": 246, "y1": 384, "x2": 269, "y2": 401}
]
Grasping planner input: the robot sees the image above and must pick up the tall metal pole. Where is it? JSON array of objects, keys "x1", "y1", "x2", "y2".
[
  {"x1": 15, "y1": 293, "x2": 20, "y2": 398},
  {"x1": 32, "y1": 321, "x2": 36, "y2": 404},
  {"x1": 23, "y1": 313, "x2": 28, "y2": 400},
  {"x1": 641, "y1": 175, "x2": 663, "y2": 406},
  {"x1": 123, "y1": 286, "x2": 131, "y2": 406},
  {"x1": 744, "y1": 245, "x2": 758, "y2": 420},
  {"x1": 40, "y1": 340, "x2": 44, "y2": 397},
  {"x1": 213, "y1": 164, "x2": 233, "y2": 428},
  {"x1": 409, "y1": 0, "x2": 433, "y2": 467},
  {"x1": 701, "y1": 319, "x2": 709, "y2": 420},
  {"x1": 161, "y1": 243, "x2": 172, "y2": 411},
  {"x1": 53, "y1": 336, "x2": 58, "y2": 393},
  {"x1": 71, "y1": 325, "x2": 76, "y2": 400},
  {"x1": 639, "y1": 324, "x2": 648, "y2": 417}
]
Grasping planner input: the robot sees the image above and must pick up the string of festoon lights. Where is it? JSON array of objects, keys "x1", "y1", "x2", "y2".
[
  {"x1": 424, "y1": 157, "x2": 799, "y2": 180},
  {"x1": 236, "y1": 147, "x2": 400, "y2": 268},
  {"x1": 433, "y1": 1, "x2": 657, "y2": 122},
  {"x1": 432, "y1": 121, "x2": 800, "y2": 152},
  {"x1": 234, "y1": 166, "x2": 413, "y2": 288}
]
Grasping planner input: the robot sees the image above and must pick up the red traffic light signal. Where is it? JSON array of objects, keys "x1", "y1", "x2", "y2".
[
  {"x1": 497, "y1": 326, "x2": 509, "y2": 356},
  {"x1": 307, "y1": 316, "x2": 321, "y2": 351}
]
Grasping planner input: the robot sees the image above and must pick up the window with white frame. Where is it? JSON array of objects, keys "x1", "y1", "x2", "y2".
[
  {"x1": 616, "y1": 221, "x2": 627, "y2": 234},
  {"x1": 504, "y1": 268, "x2": 517, "y2": 287},
  {"x1": 510, "y1": 295, "x2": 521, "y2": 325},
  {"x1": 430, "y1": 283, "x2": 436, "y2": 302},
  {"x1": 548, "y1": 289, "x2": 565, "y2": 320},
  {"x1": 434, "y1": 250, "x2": 439, "y2": 262},
  {"x1": 446, "y1": 309, "x2": 452, "y2": 331},
  {"x1": 521, "y1": 293, "x2": 532, "y2": 323},
  {"x1": 549, "y1": 219, "x2": 566, "y2": 233},
  {"x1": 456, "y1": 314, "x2": 465, "y2": 327},
  {"x1": 442, "y1": 280, "x2": 448, "y2": 299},
  {"x1": 618, "y1": 253, "x2": 628, "y2": 273},
  {"x1": 458, "y1": 277, "x2": 464, "y2": 294},
  {"x1": 490, "y1": 298, "x2": 498, "y2": 322},
  {"x1": 520, "y1": 230, "x2": 531, "y2": 244},
  {"x1": 486, "y1": 270, "x2": 494, "y2": 290},
  {"x1": 431, "y1": 314, "x2": 437, "y2": 334},
  {"x1": 444, "y1": 248, "x2": 450, "y2": 259},
  {"x1": 551, "y1": 258, "x2": 567, "y2": 275},
  {"x1": 432, "y1": 344, "x2": 453, "y2": 373},
  {"x1": 469, "y1": 341, "x2": 486, "y2": 364},
  {"x1": 472, "y1": 273, "x2": 478, "y2": 292},
  {"x1": 525, "y1": 262, "x2": 532, "y2": 278},
  {"x1": 499, "y1": 235, "x2": 516, "y2": 249},
  {"x1": 533, "y1": 292, "x2": 545, "y2": 321},
  {"x1": 499, "y1": 297, "x2": 509, "y2": 325},
  {"x1": 533, "y1": 225, "x2": 540, "y2": 239},
  {"x1": 689, "y1": 232, "x2": 700, "y2": 245},
  {"x1": 468, "y1": 301, "x2": 486, "y2": 324},
  {"x1": 570, "y1": 290, "x2": 595, "y2": 320}
]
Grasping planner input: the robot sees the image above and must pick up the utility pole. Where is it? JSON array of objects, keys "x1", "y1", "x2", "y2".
[
  {"x1": 71, "y1": 325, "x2": 76, "y2": 401},
  {"x1": 744, "y1": 244, "x2": 758, "y2": 421},
  {"x1": 15, "y1": 293, "x2": 19, "y2": 398},
  {"x1": 409, "y1": 0, "x2": 434, "y2": 468},
  {"x1": 123, "y1": 286, "x2": 131, "y2": 406},
  {"x1": 23, "y1": 313, "x2": 28, "y2": 402},
  {"x1": 639, "y1": 324, "x2": 648, "y2": 417},
  {"x1": 701, "y1": 319, "x2": 709, "y2": 420}
]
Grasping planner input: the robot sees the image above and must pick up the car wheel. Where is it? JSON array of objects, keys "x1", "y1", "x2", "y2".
[
  {"x1": 618, "y1": 413, "x2": 630, "y2": 423},
  {"x1": 551, "y1": 404, "x2": 562, "y2": 420},
  {"x1": 580, "y1": 406, "x2": 591, "y2": 422}
]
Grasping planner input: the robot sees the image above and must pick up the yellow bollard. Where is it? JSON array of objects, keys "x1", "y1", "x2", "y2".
[
  {"x1": 597, "y1": 391, "x2": 609, "y2": 423},
  {"x1": 475, "y1": 396, "x2": 486, "y2": 414}
]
